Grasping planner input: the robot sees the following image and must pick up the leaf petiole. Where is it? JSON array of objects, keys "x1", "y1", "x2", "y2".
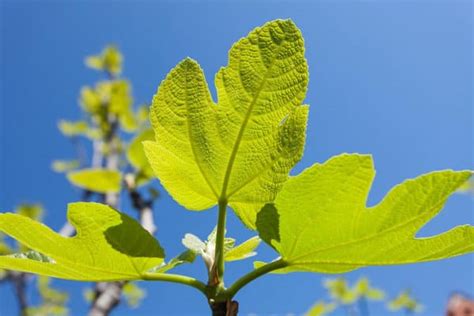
[
  {"x1": 142, "y1": 272, "x2": 208, "y2": 296},
  {"x1": 223, "y1": 258, "x2": 288, "y2": 299},
  {"x1": 212, "y1": 200, "x2": 227, "y2": 286}
]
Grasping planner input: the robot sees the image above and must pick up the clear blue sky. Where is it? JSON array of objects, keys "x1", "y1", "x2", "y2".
[{"x1": 0, "y1": 1, "x2": 472, "y2": 315}]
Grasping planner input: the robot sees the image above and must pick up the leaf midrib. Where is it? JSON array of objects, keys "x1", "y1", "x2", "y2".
[{"x1": 220, "y1": 38, "x2": 286, "y2": 200}]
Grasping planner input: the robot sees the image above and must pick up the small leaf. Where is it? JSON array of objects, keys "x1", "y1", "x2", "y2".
[
  {"x1": 85, "y1": 45, "x2": 123, "y2": 75},
  {"x1": 16, "y1": 203, "x2": 43, "y2": 221},
  {"x1": 127, "y1": 129, "x2": 155, "y2": 184},
  {"x1": 182, "y1": 234, "x2": 206, "y2": 253},
  {"x1": 0, "y1": 202, "x2": 165, "y2": 281},
  {"x1": 324, "y1": 277, "x2": 356, "y2": 304},
  {"x1": 257, "y1": 154, "x2": 474, "y2": 273},
  {"x1": 305, "y1": 301, "x2": 336, "y2": 316},
  {"x1": 67, "y1": 168, "x2": 122, "y2": 193},
  {"x1": 122, "y1": 282, "x2": 146, "y2": 308},
  {"x1": 224, "y1": 236, "x2": 261, "y2": 262},
  {"x1": 144, "y1": 19, "x2": 309, "y2": 229},
  {"x1": 150, "y1": 250, "x2": 197, "y2": 273},
  {"x1": 58, "y1": 120, "x2": 88, "y2": 137},
  {"x1": 388, "y1": 290, "x2": 423, "y2": 313},
  {"x1": 79, "y1": 86, "x2": 102, "y2": 114},
  {"x1": 354, "y1": 277, "x2": 385, "y2": 301},
  {"x1": 51, "y1": 160, "x2": 80, "y2": 173},
  {"x1": 37, "y1": 276, "x2": 68, "y2": 305}
]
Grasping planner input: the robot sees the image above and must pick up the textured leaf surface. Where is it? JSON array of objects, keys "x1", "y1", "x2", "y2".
[
  {"x1": 0, "y1": 202, "x2": 164, "y2": 281},
  {"x1": 67, "y1": 168, "x2": 122, "y2": 193},
  {"x1": 257, "y1": 154, "x2": 474, "y2": 273},
  {"x1": 144, "y1": 19, "x2": 309, "y2": 228}
]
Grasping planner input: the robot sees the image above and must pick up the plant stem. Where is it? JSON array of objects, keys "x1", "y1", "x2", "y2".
[
  {"x1": 224, "y1": 259, "x2": 288, "y2": 299},
  {"x1": 212, "y1": 200, "x2": 227, "y2": 286},
  {"x1": 143, "y1": 272, "x2": 208, "y2": 296}
]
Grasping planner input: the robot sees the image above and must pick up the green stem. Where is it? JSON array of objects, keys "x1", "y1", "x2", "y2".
[
  {"x1": 213, "y1": 200, "x2": 227, "y2": 285},
  {"x1": 224, "y1": 259, "x2": 288, "y2": 299},
  {"x1": 142, "y1": 272, "x2": 208, "y2": 296}
]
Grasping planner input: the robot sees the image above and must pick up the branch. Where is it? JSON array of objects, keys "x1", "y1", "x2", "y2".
[
  {"x1": 8, "y1": 271, "x2": 28, "y2": 316},
  {"x1": 124, "y1": 174, "x2": 157, "y2": 235},
  {"x1": 89, "y1": 115, "x2": 123, "y2": 316},
  {"x1": 88, "y1": 281, "x2": 124, "y2": 316}
]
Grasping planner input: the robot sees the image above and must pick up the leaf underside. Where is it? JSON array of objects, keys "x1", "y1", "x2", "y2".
[
  {"x1": 257, "y1": 154, "x2": 473, "y2": 273},
  {"x1": 144, "y1": 19, "x2": 309, "y2": 228},
  {"x1": 0, "y1": 202, "x2": 164, "y2": 281}
]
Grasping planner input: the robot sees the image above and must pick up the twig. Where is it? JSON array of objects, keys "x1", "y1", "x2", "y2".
[
  {"x1": 9, "y1": 271, "x2": 28, "y2": 316},
  {"x1": 88, "y1": 116, "x2": 122, "y2": 316},
  {"x1": 125, "y1": 174, "x2": 157, "y2": 235}
]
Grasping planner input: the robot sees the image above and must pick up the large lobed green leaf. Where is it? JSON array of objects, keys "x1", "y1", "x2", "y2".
[
  {"x1": 144, "y1": 19, "x2": 309, "y2": 228},
  {"x1": 257, "y1": 154, "x2": 474, "y2": 273},
  {"x1": 0, "y1": 202, "x2": 164, "y2": 281}
]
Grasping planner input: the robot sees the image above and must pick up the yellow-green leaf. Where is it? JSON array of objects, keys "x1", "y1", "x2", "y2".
[
  {"x1": 0, "y1": 202, "x2": 164, "y2": 281},
  {"x1": 324, "y1": 277, "x2": 356, "y2": 304},
  {"x1": 79, "y1": 86, "x2": 102, "y2": 114},
  {"x1": 305, "y1": 301, "x2": 336, "y2": 316},
  {"x1": 85, "y1": 45, "x2": 123, "y2": 76},
  {"x1": 144, "y1": 19, "x2": 309, "y2": 228},
  {"x1": 354, "y1": 277, "x2": 385, "y2": 301},
  {"x1": 122, "y1": 282, "x2": 146, "y2": 308},
  {"x1": 388, "y1": 290, "x2": 423, "y2": 313},
  {"x1": 150, "y1": 250, "x2": 196, "y2": 273},
  {"x1": 224, "y1": 236, "x2": 261, "y2": 262},
  {"x1": 67, "y1": 169, "x2": 122, "y2": 193},
  {"x1": 127, "y1": 129, "x2": 155, "y2": 184},
  {"x1": 58, "y1": 120, "x2": 88, "y2": 137},
  {"x1": 17, "y1": 203, "x2": 43, "y2": 221},
  {"x1": 257, "y1": 154, "x2": 474, "y2": 273},
  {"x1": 51, "y1": 160, "x2": 80, "y2": 173}
]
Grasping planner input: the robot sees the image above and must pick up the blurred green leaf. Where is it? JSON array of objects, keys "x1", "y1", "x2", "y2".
[
  {"x1": 127, "y1": 129, "x2": 155, "y2": 185},
  {"x1": 388, "y1": 290, "x2": 423, "y2": 313},
  {"x1": 67, "y1": 169, "x2": 121, "y2": 193},
  {"x1": 51, "y1": 160, "x2": 80, "y2": 173},
  {"x1": 122, "y1": 282, "x2": 146, "y2": 309},
  {"x1": 354, "y1": 277, "x2": 385, "y2": 301},
  {"x1": 324, "y1": 277, "x2": 356, "y2": 304},
  {"x1": 305, "y1": 301, "x2": 336, "y2": 316},
  {"x1": 17, "y1": 203, "x2": 43, "y2": 221},
  {"x1": 58, "y1": 120, "x2": 88, "y2": 137},
  {"x1": 85, "y1": 45, "x2": 123, "y2": 76}
]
